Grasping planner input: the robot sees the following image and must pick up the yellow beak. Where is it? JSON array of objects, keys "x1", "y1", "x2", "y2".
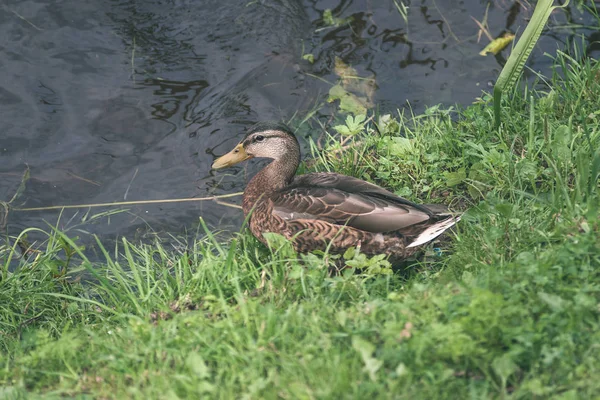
[{"x1": 212, "y1": 143, "x2": 252, "y2": 169}]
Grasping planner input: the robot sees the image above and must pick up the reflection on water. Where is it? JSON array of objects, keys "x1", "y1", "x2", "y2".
[{"x1": 0, "y1": 0, "x2": 598, "y2": 246}]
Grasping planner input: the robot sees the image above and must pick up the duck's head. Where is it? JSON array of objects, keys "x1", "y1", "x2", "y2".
[{"x1": 211, "y1": 122, "x2": 300, "y2": 169}]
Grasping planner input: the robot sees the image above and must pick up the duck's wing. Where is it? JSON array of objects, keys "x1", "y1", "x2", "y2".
[{"x1": 270, "y1": 172, "x2": 434, "y2": 233}]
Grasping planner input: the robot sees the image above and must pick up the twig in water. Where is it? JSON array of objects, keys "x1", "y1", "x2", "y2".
[
  {"x1": 124, "y1": 168, "x2": 139, "y2": 200},
  {"x1": 10, "y1": 9, "x2": 43, "y2": 31},
  {"x1": 431, "y1": 0, "x2": 460, "y2": 43},
  {"x1": 13, "y1": 192, "x2": 244, "y2": 212},
  {"x1": 66, "y1": 171, "x2": 101, "y2": 186},
  {"x1": 131, "y1": 36, "x2": 136, "y2": 84},
  {"x1": 214, "y1": 199, "x2": 243, "y2": 210}
]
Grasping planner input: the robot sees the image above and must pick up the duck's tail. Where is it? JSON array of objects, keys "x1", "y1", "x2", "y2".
[{"x1": 407, "y1": 215, "x2": 461, "y2": 248}]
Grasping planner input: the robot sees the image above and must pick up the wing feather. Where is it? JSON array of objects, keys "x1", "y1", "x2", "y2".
[{"x1": 271, "y1": 172, "x2": 433, "y2": 233}]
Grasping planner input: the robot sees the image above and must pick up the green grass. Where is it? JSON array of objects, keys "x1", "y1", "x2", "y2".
[{"x1": 1, "y1": 49, "x2": 599, "y2": 398}]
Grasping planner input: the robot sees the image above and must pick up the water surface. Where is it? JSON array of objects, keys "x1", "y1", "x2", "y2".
[{"x1": 1, "y1": 0, "x2": 598, "y2": 245}]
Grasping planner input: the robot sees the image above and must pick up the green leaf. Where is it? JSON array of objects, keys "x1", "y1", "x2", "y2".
[
  {"x1": 262, "y1": 232, "x2": 290, "y2": 248},
  {"x1": 467, "y1": 162, "x2": 491, "y2": 199},
  {"x1": 395, "y1": 362, "x2": 409, "y2": 377},
  {"x1": 197, "y1": 381, "x2": 215, "y2": 394},
  {"x1": 186, "y1": 352, "x2": 210, "y2": 379},
  {"x1": 443, "y1": 168, "x2": 466, "y2": 187},
  {"x1": 328, "y1": 84, "x2": 368, "y2": 115},
  {"x1": 395, "y1": 187, "x2": 413, "y2": 197},
  {"x1": 352, "y1": 336, "x2": 375, "y2": 359},
  {"x1": 492, "y1": 354, "x2": 517, "y2": 388},
  {"x1": 346, "y1": 114, "x2": 366, "y2": 132},
  {"x1": 288, "y1": 264, "x2": 304, "y2": 280},
  {"x1": 336, "y1": 310, "x2": 347, "y2": 327},
  {"x1": 333, "y1": 125, "x2": 351, "y2": 136},
  {"x1": 333, "y1": 114, "x2": 366, "y2": 136},
  {"x1": 378, "y1": 114, "x2": 399, "y2": 134},
  {"x1": 343, "y1": 246, "x2": 356, "y2": 260},
  {"x1": 352, "y1": 337, "x2": 382, "y2": 382},
  {"x1": 467, "y1": 185, "x2": 482, "y2": 200},
  {"x1": 495, "y1": 203, "x2": 514, "y2": 219},
  {"x1": 552, "y1": 125, "x2": 572, "y2": 164},
  {"x1": 538, "y1": 292, "x2": 566, "y2": 311},
  {"x1": 322, "y1": 9, "x2": 352, "y2": 27},
  {"x1": 323, "y1": 9, "x2": 335, "y2": 26},
  {"x1": 493, "y1": 0, "x2": 570, "y2": 128},
  {"x1": 302, "y1": 53, "x2": 314, "y2": 64},
  {"x1": 382, "y1": 137, "x2": 414, "y2": 157}
]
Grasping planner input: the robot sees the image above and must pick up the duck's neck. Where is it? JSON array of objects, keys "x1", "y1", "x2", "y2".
[{"x1": 242, "y1": 156, "x2": 298, "y2": 216}]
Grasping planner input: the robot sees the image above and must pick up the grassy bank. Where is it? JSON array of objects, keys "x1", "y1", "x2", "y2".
[{"x1": 1, "y1": 49, "x2": 599, "y2": 398}]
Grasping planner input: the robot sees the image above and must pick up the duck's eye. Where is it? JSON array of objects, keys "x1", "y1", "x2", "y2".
[{"x1": 254, "y1": 135, "x2": 265, "y2": 142}]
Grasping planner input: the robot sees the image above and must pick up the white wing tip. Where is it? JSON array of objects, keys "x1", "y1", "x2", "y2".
[{"x1": 407, "y1": 216, "x2": 461, "y2": 248}]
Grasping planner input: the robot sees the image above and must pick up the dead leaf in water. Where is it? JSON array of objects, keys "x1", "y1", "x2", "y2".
[
  {"x1": 1, "y1": 166, "x2": 30, "y2": 230},
  {"x1": 329, "y1": 57, "x2": 376, "y2": 115},
  {"x1": 480, "y1": 32, "x2": 516, "y2": 56}
]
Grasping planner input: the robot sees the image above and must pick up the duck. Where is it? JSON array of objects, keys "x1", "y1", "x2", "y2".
[{"x1": 211, "y1": 121, "x2": 460, "y2": 263}]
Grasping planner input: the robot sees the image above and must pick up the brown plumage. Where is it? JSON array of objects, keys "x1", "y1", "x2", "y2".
[{"x1": 212, "y1": 121, "x2": 460, "y2": 262}]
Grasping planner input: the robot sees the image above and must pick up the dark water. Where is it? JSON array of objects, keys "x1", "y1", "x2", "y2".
[{"x1": 1, "y1": 0, "x2": 598, "y2": 245}]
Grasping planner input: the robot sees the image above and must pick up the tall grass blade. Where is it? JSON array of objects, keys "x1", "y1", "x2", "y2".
[{"x1": 494, "y1": 0, "x2": 570, "y2": 128}]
